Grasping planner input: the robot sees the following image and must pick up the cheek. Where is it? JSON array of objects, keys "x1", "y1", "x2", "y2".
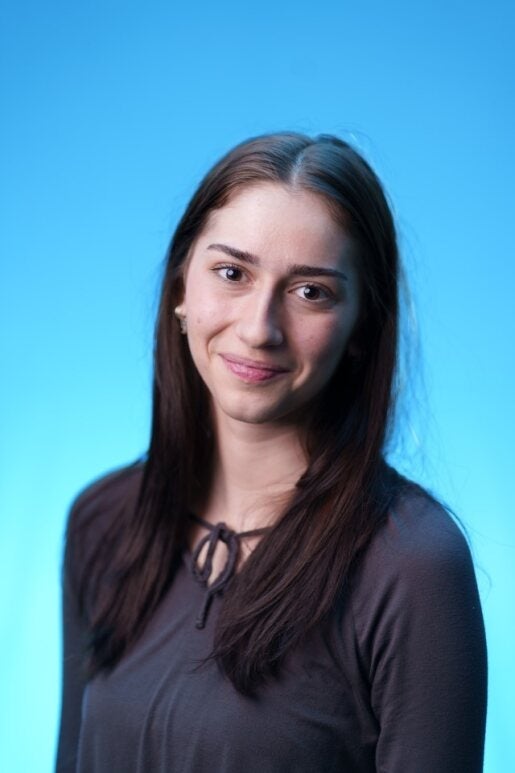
[
  {"x1": 194, "y1": 306, "x2": 229, "y2": 336},
  {"x1": 185, "y1": 283, "x2": 227, "y2": 330},
  {"x1": 186, "y1": 295, "x2": 234, "y2": 356},
  {"x1": 298, "y1": 318, "x2": 352, "y2": 368}
]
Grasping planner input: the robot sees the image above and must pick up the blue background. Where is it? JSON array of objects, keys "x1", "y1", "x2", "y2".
[{"x1": 1, "y1": 1, "x2": 513, "y2": 770}]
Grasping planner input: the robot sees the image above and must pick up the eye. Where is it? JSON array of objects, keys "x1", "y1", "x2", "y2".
[
  {"x1": 213, "y1": 264, "x2": 245, "y2": 282},
  {"x1": 293, "y1": 284, "x2": 332, "y2": 303}
]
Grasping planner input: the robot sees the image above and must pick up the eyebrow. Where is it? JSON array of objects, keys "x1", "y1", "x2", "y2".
[{"x1": 206, "y1": 243, "x2": 348, "y2": 281}]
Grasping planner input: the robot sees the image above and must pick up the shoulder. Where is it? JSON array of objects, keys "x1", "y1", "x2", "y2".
[
  {"x1": 365, "y1": 486, "x2": 473, "y2": 579},
  {"x1": 349, "y1": 485, "x2": 482, "y2": 637},
  {"x1": 66, "y1": 460, "x2": 145, "y2": 536},
  {"x1": 344, "y1": 485, "x2": 487, "y2": 763},
  {"x1": 63, "y1": 460, "x2": 145, "y2": 597}
]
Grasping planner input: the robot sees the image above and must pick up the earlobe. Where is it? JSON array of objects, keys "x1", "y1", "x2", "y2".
[{"x1": 174, "y1": 304, "x2": 188, "y2": 335}]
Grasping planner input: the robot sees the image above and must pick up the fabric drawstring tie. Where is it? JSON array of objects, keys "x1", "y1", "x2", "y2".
[{"x1": 188, "y1": 513, "x2": 270, "y2": 629}]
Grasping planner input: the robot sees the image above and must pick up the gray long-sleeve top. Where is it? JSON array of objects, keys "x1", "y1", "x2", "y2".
[{"x1": 55, "y1": 464, "x2": 487, "y2": 772}]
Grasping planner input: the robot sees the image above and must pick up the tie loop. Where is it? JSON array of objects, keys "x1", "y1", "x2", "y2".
[{"x1": 188, "y1": 513, "x2": 270, "y2": 629}]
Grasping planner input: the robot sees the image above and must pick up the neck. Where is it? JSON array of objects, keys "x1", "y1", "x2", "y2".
[{"x1": 198, "y1": 412, "x2": 307, "y2": 533}]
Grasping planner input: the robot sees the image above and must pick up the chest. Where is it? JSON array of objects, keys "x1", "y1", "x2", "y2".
[{"x1": 78, "y1": 559, "x2": 378, "y2": 772}]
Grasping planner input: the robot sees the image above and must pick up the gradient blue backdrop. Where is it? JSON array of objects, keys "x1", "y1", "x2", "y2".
[{"x1": 1, "y1": 1, "x2": 513, "y2": 770}]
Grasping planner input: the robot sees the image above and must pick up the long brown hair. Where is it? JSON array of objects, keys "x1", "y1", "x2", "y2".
[{"x1": 77, "y1": 132, "x2": 407, "y2": 693}]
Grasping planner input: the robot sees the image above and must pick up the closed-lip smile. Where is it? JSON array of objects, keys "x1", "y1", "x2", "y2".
[{"x1": 220, "y1": 353, "x2": 290, "y2": 383}]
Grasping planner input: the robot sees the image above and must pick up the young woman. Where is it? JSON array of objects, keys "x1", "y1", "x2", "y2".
[{"x1": 56, "y1": 132, "x2": 487, "y2": 772}]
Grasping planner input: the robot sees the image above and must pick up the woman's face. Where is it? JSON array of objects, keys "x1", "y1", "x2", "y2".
[{"x1": 176, "y1": 182, "x2": 361, "y2": 428}]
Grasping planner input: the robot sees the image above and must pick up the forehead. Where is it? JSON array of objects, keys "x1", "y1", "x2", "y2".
[{"x1": 192, "y1": 182, "x2": 356, "y2": 270}]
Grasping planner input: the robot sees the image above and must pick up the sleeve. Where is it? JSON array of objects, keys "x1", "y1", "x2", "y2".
[
  {"x1": 54, "y1": 497, "x2": 91, "y2": 772},
  {"x1": 351, "y1": 497, "x2": 487, "y2": 773},
  {"x1": 54, "y1": 462, "x2": 144, "y2": 771}
]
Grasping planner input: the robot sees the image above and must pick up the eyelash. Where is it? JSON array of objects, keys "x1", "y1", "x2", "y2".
[{"x1": 211, "y1": 263, "x2": 335, "y2": 304}]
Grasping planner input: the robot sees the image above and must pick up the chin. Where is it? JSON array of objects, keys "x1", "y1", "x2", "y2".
[
  {"x1": 221, "y1": 407, "x2": 283, "y2": 425},
  {"x1": 214, "y1": 394, "x2": 304, "y2": 427}
]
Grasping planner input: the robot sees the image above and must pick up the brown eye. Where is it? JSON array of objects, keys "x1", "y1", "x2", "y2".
[
  {"x1": 302, "y1": 286, "x2": 321, "y2": 300},
  {"x1": 215, "y1": 265, "x2": 244, "y2": 282},
  {"x1": 294, "y1": 284, "x2": 331, "y2": 302},
  {"x1": 225, "y1": 267, "x2": 242, "y2": 281}
]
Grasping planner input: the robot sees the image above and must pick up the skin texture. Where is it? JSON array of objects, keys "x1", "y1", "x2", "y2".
[
  {"x1": 175, "y1": 182, "x2": 363, "y2": 554},
  {"x1": 176, "y1": 182, "x2": 361, "y2": 431}
]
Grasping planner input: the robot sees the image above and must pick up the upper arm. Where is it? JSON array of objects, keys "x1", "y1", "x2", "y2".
[
  {"x1": 54, "y1": 462, "x2": 144, "y2": 771},
  {"x1": 55, "y1": 502, "x2": 90, "y2": 772},
  {"x1": 353, "y1": 499, "x2": 487, "y2": 773}
]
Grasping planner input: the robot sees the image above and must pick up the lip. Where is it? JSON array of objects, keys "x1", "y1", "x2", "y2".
[{"x1": 220, "y1": 354, "x2": 290, "y2": 383}]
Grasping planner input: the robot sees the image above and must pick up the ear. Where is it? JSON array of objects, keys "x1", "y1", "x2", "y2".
[{"x1": 174, "y1": 303, "x2": 186, "y2": 319}]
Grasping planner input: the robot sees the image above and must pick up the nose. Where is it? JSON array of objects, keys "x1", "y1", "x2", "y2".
[{"x1": 235, "y1": 289, "x2": 284, "y2": 348}]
